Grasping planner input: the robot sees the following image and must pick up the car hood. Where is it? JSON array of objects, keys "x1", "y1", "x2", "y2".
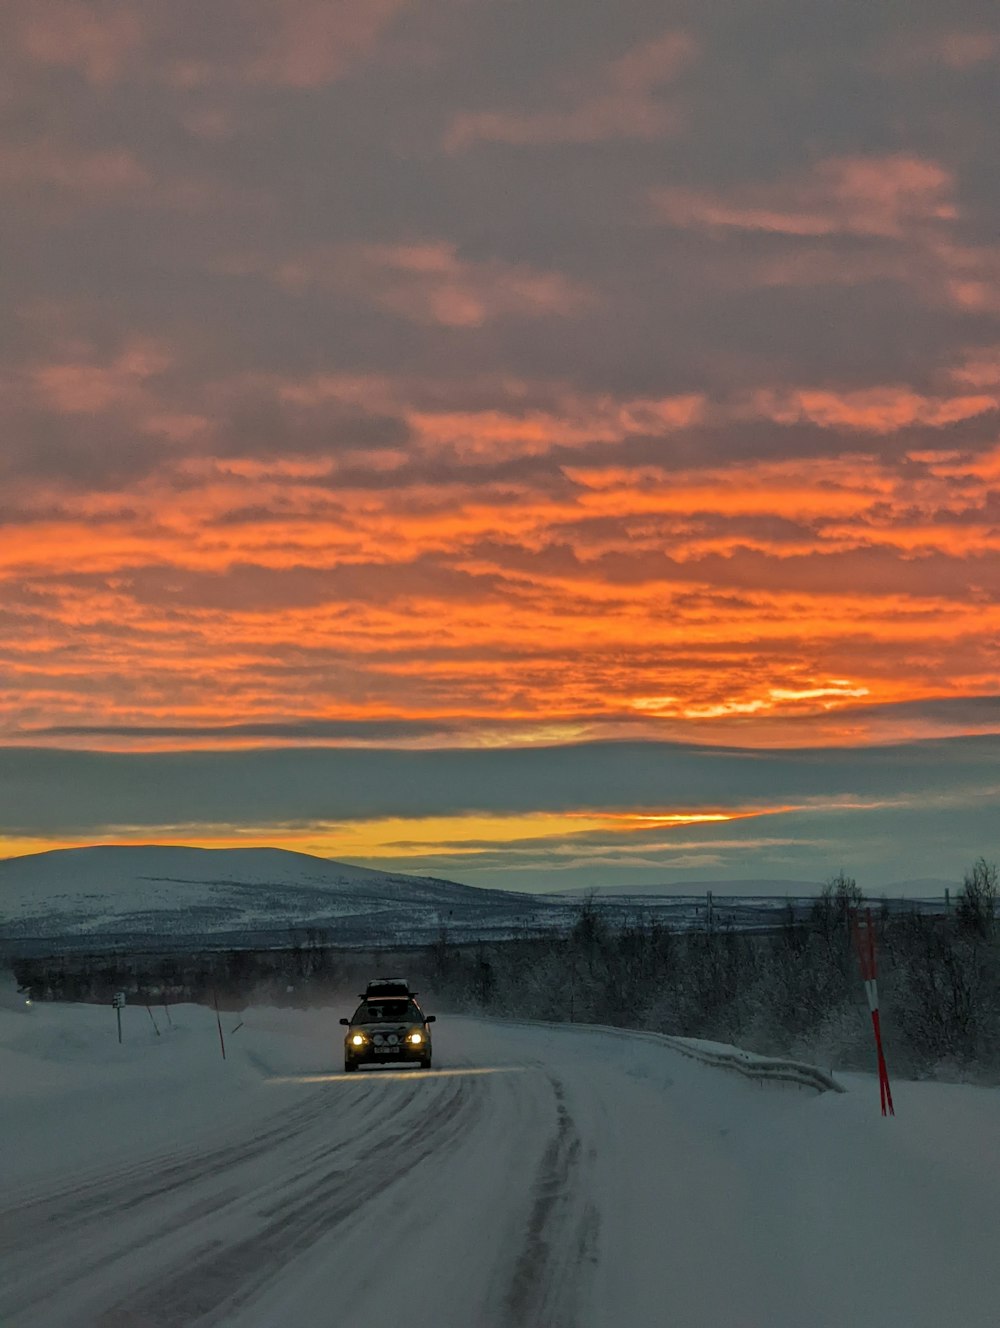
[{"x1": 351, "y1": 1022, "x2": 421, "y2": 1032}]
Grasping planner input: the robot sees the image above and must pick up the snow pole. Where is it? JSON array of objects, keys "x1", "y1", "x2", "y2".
[
  {"x1": 146, "y1": 1004, "x2": 160, "y2": 1036},
  {"x1": 214, "y1": 990, "x2": 227, "y2": 1060},
  {"x1": 850, "y1": 908, "x2": 894, "y2": 1116}
]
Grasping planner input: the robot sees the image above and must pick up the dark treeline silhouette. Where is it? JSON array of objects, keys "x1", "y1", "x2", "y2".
[{"x1": 11, "y1": 861, "x2": 999, "y2": 1081}]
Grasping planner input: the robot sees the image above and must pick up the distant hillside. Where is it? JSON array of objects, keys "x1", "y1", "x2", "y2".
[
  {"x1": 0, "y1": 846, "x2": 954, "y2": 959},
  {"x1": 0, "y1": 845, "x2": 559, "y2": 952}
]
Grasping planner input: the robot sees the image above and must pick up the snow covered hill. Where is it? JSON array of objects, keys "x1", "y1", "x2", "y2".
[
  {"x1": 0, "y1": 845, "x2": 954, "y2": 957},
  {"x1": 0, "y1": 844, "x2": 559, "y2": 951}
]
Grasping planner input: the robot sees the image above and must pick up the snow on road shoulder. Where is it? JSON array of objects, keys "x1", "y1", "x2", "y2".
[
  {"x1": 3, "y1": 1004, "x2": 1000, "y2": 1327},
  {"x1": 0, "y1": 1000, "x2": 324, "y2": 1196}
]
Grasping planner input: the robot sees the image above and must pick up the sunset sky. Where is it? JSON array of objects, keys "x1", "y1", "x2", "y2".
[{"x1": 1, "y1": 1, "x2": 998, "y2": 890}]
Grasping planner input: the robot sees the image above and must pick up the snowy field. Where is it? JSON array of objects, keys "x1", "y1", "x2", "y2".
[{"x1": 2, "y1": 998, "x2": 999, "y2": 1327}]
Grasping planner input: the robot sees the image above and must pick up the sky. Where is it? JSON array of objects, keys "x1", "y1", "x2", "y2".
[{"x1": 0, "y1": 0, "x2": 998, "y2": 892}]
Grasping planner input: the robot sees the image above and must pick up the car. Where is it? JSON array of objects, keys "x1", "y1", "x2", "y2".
[{"x1": 340, "y1": 987, "x2": 436, "y2": 1072}]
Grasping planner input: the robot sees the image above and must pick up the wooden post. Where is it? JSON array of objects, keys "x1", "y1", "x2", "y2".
[{"x1": 214, "y1": 991, "x2": 227, "y2": 1060}]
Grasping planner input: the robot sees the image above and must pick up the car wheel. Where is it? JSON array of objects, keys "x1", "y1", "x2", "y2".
[
  {"x1": 420, "y1": 1056, "x2": 432, "y2": 1070},
  {"x1": 344, "y1": 1060, "x2": 357, "y2": 1073}
]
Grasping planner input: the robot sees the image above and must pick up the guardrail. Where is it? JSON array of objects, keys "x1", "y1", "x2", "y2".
[
  {"x1": 493, "y1": 1016, "x2": 846, "y2": 1094},
  {"x1": 653, "y1": 1033, "x2": 845, "y2": 1094}
]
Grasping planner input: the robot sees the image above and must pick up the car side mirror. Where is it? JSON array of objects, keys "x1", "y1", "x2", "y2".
[
  {"x1": 339, "y1": 1018, "x2": 349, "y2": 1025},
  {"x1": 426, "y1": 1014, "x2": 436, "y2": 1023}
]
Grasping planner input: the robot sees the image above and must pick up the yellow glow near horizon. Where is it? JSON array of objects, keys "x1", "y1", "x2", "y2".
[
  {"x1": 0, "y1": 806, "x2": 778, "y2": 866},
  {"x1": 0, "y1": 802, "x2": 770, "y2": 865}
]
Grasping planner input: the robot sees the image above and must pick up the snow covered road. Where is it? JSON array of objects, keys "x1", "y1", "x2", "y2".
[{"x1": 2, "y1": 1002, "x2": 999, "y2": 1327}]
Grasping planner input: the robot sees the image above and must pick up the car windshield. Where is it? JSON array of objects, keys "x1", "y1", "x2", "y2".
[{"x1": 353, "y1": 1000, "x2": 422, "y2": 1024}]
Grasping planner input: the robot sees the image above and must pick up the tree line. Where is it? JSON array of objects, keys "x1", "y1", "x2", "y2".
[
  {"x1": 10, "y1": 860, "x2": 998, "y2": 1081},
  {"x1": 425, "y1": 860, "x2": 1000, "y2": 1080}
]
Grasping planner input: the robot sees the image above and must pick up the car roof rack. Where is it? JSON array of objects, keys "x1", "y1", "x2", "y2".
[{"x1": 358, "y1": 978, "x2": 417, "y2": 998}]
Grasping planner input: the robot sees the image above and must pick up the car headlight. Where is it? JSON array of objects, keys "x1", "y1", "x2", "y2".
[
  {"x1": 408, "y1": 1031, "x2": 423, "y2": 1045},
  {"x1": 351, "y1": 1033, "x2": 365, "y2": 1046}
]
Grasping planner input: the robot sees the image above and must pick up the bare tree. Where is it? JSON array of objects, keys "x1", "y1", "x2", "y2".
[{"x1": 956, "y1": 859, "x2": 998, "y2": 938}]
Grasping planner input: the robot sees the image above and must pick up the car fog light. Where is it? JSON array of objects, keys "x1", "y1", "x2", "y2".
[
  {"x1": 408, "y1": 1032, "x2": 423, "y2": 1044},
  {"x1": 351, "y1": 1034, "x2": 365, "y2": 1046}
]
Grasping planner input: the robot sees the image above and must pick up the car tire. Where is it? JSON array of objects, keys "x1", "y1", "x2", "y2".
[
  {"x1": 344, "y1": 1060, "x2": 357, "y2": 1073},
  {"x1": 420, "y1": 1057, "x2": 432, "y2": 1070}
]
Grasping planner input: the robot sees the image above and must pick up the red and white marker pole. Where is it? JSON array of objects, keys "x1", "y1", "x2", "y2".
[{"x1": 850, "y1": 908, "x2": 894, "y2": 1116}]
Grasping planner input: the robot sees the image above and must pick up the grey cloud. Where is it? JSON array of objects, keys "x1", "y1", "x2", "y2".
[
  {"x1": 1, "y1": 735, "x2": 998, "y2": 833},
  {"x1": 211, "y1": 386, "x2": 411, "y2": 458},
  {"x1": 65, "y1": 557, "x2": 513, "y2": 612},
  {"x1": 816, "y1": 695, "x2": 1000, "y2": 726},
  {"x1": 457, "y1": 536, "x2": 1000, "y2": 601}
]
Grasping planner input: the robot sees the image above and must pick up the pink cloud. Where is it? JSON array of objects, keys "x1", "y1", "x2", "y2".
[
  {"x1": 29, "y1": 340, "x2": 171, "y2": 415},
  {"x1": 233, "y1": 241, "x2": 592, "y2": 327},
  {"x1": 13, "y1": 0, "x2": 145, "y2": 86},
  {"x1": 161, "y1": 0, "x2": 410, "y2": 92},
  {"x1": 876, "y1": 29, "x2": 1000, "y2": 73},
  {"x1": 934, "y1": 31, "x2": 999, "y2": 68},
  {"x1": 709, "y1": 229, "x2": 1000, "y2": 318},
  {"x1": 241, "y1": 0, "x2": 409, "y2": 88},
  {"x1": 930, "y1": 239, "x2": 1000, "y2": 314},
  {"x1": 9, "y1": 1, "x2": 410, "y2": 92},
  {"x1": 0, "y1": 135, "x2": 267, "y2": 221},
  {"x1": 275, "y1": 368, "x2": 705, "y2": 456},
  {"x1": 950, "y1": 348, "x2": 1000, "y2": 389},
  {"x1": 446, "y1": 30, "x2": 695, "y2": 151},
  {"x1": 652, "y1": 154, "x2": 956, "y2": 238},
  {"x1": 0, "y1": 141, "x2": 149, "y2": 195}
]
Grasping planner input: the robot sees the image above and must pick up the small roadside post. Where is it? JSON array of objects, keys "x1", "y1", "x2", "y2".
[
  {"x1": 112, "y1": 990, "x2": 126, "y2": 1044},
  {"x1": 850, "y1": 908, "x2": 895, "y2": 1116},
  {"x1": 213, "y1": 990, "x2": 227, "y2": 1060}
]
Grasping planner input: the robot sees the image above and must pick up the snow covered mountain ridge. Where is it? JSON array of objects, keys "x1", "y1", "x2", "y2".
[
  {"x1": 0, "y1": 845, "x2": 954, "y2": 955},
  {"x1": 0, "y1": 844, "x2": 542, "y2": 948}
]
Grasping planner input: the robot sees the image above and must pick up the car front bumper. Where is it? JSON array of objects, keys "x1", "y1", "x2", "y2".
[{"x1": 345, "y1": 1040, "x2": 430, "y2": 1067}]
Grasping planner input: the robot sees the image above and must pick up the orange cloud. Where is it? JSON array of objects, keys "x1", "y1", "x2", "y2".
[
  {"x1": 747, "y1": 386, "x2": 997, "y2": 433},
  {"x1": 2, "y1": 347, "x2": 999, "y2": 752}
]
